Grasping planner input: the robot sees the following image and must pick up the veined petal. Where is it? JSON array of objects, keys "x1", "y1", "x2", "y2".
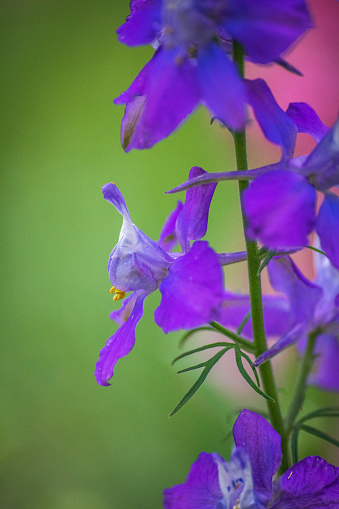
[
  {"x1": 233, "y1": 410, "x2": 282, "y2": 503},
  {"x1": 246, "y1": 79, "x2": 297, "y2": 160},
  {"x1": 198, "y1": 42, "x2": 247, "y2": 131},
  {"x1": 158, "y1": 200, "x2": 183, "y2": 252},
  {"x1": 115, "y1": 47, "x2": 200, "y2": 151},
  {"x1": 117, "y1": 0, "x2": 162, "y2": 46},
  {"x1": 316, "y1": 193, "x2": 339, "y2": 270},
  {"x1": 243, "y1": 170, "x2": 316, "y2": 249},
  {"x1": 154, "y1": 241, "x2": 224, "y2": 333},
  {"x1": 103, "y1": 182, "x2": 172, "y2": 293},
  {"x1": 286, "y1": 102, "x2": 329, "y2": 142},
  {"x1": 109, "y1": 291, "x2": 142, "y2": 326},
  {"x1": 273, "y1": 456, "x2": 339, "y2": 508},
  {"x1": 163, "y1": 452, "x2": 223, "y2": 509},
  {"x1": 176, "y1": 166, "x2": 217, "y2": 252},
  {"x1": 224, "y1": 0, "x2": 312, "y2": 64},
  {"x1": 95, "y1": 291, "x2": 147, "y2": 386}
]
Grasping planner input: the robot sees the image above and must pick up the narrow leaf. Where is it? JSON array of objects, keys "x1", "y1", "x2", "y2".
[
  {"x1": 299, "y1": 424, "x2": 339, "y2": 448},
  {"x1": 298, "y1": 406, "x2": 339, "y2": 423},
  {"x1": 172, "y1": 342, "x2": 235, "y2": 365},
  {"x1": 291, "y1": 425, "x2": 300, "y2": 464},
  {"x1": 234, "y1": 347, "x2": 274, "y2": 401},
  {"x1": 257, "y1": 250, "x2": 276, "y2": 275},
  {"x1": 170, "y1": 349, "x2": 228, "y2": 416}
]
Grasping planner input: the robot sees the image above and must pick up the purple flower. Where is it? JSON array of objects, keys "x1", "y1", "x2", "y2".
[
  {"x1": 115, "y1": 0, "x2": 311, "y2": 151},
  {"x1": 253, "y1": 254, "x2": 339, "y2": 392},
  {"x1": 243, "y1": 103, "x2": 339, "y2": 269},
  {"x1": 95, "y1": 167, "x2": 227, "y2": 386},
  {"x1": 164, "y1": 409, "x2": 339, "y2": 508}
]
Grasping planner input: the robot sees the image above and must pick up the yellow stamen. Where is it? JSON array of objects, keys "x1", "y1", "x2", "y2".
[
  {"x1": 232, "y1": 500, "x2": 240, "y2": 509},
  {"x1": 110, "y1": 286, "x2": 126, "y2": 301}
]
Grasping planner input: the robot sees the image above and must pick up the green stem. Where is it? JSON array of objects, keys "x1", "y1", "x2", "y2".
[
  {"x1": 232, "y1": 40, "x2": 289, "y2": 473},
  {"x1": 285, "y1": 332, "x2": 317, "y2": 434},
  {"x1": 209, "y1": 321, "x2": 256, "y2": 353}
]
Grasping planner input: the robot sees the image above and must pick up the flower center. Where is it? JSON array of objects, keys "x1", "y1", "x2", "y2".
[{"x1": 110, "y1": 286, "x2": 126, "y2": 301}]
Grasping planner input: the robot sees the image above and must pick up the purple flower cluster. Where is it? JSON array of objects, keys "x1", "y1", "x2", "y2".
[
  {"x1": 164, "y1": 410, "x2": 339, "y2": 508},
  {"x1": 115, "y1": 0, "x2": 311, "y2": 151},
  {"x1": 95, "y1": 167, "x2": 224, "y2": 385},
  {"x1": 243, "y1": 103, "x2": 339, "y2": 269}
]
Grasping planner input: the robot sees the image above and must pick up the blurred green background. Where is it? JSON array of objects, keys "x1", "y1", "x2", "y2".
[{"x1": 1, "y1": 1, "x2": 338, "y2": 508}]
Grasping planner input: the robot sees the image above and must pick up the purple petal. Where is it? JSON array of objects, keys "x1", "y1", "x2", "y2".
[
  {"x1": 117, "y1": 0, "x2": 162, "y2": 46},
  {"x1": 304, "y1": 118, "x2": 339, "y2": 190},
  {"x1": 224, "y1": 0, "x2": 312, "y2": 64},
  {"x1": 243, "y1": 170, "x2": 316, "y2": 249},
  {"x1": 109, "y1": 291, "x2": 141, "y2": 326},
  {"x1": 102, "y1": 182, "x2": 131, "y2": 219},
  {"x1": 268, "y1": 257, "x2": 323, "y2": 325},
  {"x1": 274, "y1": 456, "x2": 339, "y2": 508},
  {"x1": 219, "y1": 292, "x2": 291, "y2": 339},
  {"x1": 115, "y1": 47, "x2": 200, "y2": 151},
  {"x1": 163, "y1": 452, "x2": 222, "y2": 509},
  {"x1": 198, "y1": 42, "x2": 247, "y2": 131},
  {"x1": 158, "y1": 200, "x2": 183, "y2": 252},
  {"x1": 317, "y1": 193, "x2": 339, "y2": 269},
  {"x1": 254, "y1": 322, "x2": 310, "y2": 367},
  {"x1": 233, "y1": 410, "x2": 282, "y2": 502},
  {"x1": 286, "y1": 102, "x2": 329, "y2": 142},
  {"x1": 154, "y1": 241, "x2": 224, "y2": 333},
  {"x1": 246, "y1": 79, "x2": 297, "y2": 159},
  {"x1": 176, "y1": 166, "x2": 217, "y2": 252},
  {"x1": 95, "y1": 292, "x2": 147, "y2": 386},
  {"x1": 299, "y1": 333, "x2": 339, "y2": 392}
]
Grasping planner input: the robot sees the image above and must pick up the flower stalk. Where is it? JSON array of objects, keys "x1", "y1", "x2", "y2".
[{"x1": 232, "y1": 40, "x2": 289, "y2": 473}]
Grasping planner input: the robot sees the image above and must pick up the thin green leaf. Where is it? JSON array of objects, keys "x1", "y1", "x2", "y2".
[
  {"x1": 291, "y1": 425, "x2": 300, "y2": 464},
  {"x1": 298, "y1": 406, "x2": 339, "y2": 424},
  {"x1": 237, "y1": 311, "x2": 252, "y2": 335},
  {"x1": 299, "y1": 424, "x2": 339, "y2": 448},
  {"x1": 179, "y1": 327, "x2": 215, "y2": 348},
  {"x1": 240, "y1": 350, "x2": 260, "y2": 387},
  {"x1": 234, "y1": 347, "x2": 274, "y2": 401},
  {"x1": 257, "y1": 250, "x2": 276, "y2": 275},
  {"x1": 172, "y1": 342, "x2": 235, "y2": 365},
  {"x1": 306, "y1": 245, "x2": 327, "y2": 257},
  {"x1": 177, "y1": 362, "x2": 208, "y2": 373},
  {"x1": 170, "y1": 348, "x2": 229, "y2": 417}
]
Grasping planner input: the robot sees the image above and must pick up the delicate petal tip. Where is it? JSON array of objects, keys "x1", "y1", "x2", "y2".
[
  {"x1": 286, "y1": 102, "x2": 329, "y2": 142},
  {"x1": 102, "y1": 182, "x2": 131, "y2": 219},
  {"x1": 243, "y1": 170, "x2": 316, "y2": 249},
  {"x1": 95, "y1": 292, "x2": 147, "y2": 386}
]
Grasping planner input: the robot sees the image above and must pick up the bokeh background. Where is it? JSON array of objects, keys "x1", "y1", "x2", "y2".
[{"x1": 1, "y1": 1, "x2": 338, "y2": 508}]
